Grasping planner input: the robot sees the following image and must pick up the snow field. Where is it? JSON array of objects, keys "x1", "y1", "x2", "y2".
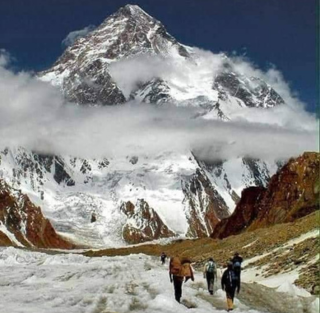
[
  {"x1": 0, "y1": 247, "x2": 271, "y2": 313},
  {"x1": 1, "y1": 247, "x2": 317, "y2": 313}
]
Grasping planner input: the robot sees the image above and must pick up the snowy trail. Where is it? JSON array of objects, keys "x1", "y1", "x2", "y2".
[{"x1": 0, "y1": 247, "x2": 317, "y2": 313}]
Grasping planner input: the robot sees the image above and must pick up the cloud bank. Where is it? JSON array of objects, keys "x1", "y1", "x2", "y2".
[
  {"x1": 0, "y1": 51, "x2": 317, "y2": 161},
  {"x1": 62, "y1": 25, "x2": 96, "y2": 47}
]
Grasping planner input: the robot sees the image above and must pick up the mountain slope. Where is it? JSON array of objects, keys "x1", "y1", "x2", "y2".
[
  {"x1": 0, "y1": 180, "x2": 73, "y2": 249},
  {"x1": 0, "y1": 148, "x2": 276, "y2": 246},
  {"x1": 211, "y1": 152, "x2": 320, "y2": 239},
  {"x1": 1, "y1": 4, "x2": 287, "y2": 246}
]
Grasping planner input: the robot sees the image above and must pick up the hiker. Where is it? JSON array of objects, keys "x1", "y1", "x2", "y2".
[
  {"x1": 169, "y1": 256, "x2": 194, "y2": 303},
  {"x1": 203, "y1": 257, "x2": 217, "y2": 295},
  {"x1": 231, "y1": 252, "x2": 243, "y2": 278},
  {"x1": 221, "y1": 261, "x2": 240, "y2": 311},
  {"x1": 160, "y1": 252, "x2": 167, "y2": 265}
]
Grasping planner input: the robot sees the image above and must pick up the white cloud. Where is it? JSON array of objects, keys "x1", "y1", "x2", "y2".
[
  {"x1": 108, "y1": 49, "x2": 225, "y2": 98},
  {"x1": 0, "y1": 51, "x2": 317, "y2": 161},
  {"x1": 62, "y1": 25, "x2": 95, "y2": 47}
]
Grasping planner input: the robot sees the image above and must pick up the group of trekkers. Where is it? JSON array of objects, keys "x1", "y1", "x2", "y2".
[{"x1": 162, "y1": 251, "x2": 243, "y2": 311}]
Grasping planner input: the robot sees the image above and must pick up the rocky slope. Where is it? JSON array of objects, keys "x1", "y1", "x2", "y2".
[
  {"x1": 1, "y1": 4, "x2": 287, "y2": 246},
  {"x1": 211, "y1": 152, "x2": 320, "y2": 239},
  {"x1": 0, "y1": 180, "x2": 73, "y2": 249},
  {"x1": 120, "y1": 199, "x2": 175, "y2": 244},
  {"x1": 182, "y1": 168, "x2": 230, "y2": 237}
]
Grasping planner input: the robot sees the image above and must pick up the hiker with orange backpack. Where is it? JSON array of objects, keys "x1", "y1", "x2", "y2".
[{"x1": 169, "y1": 256, "x2": 194, "y2": 303}]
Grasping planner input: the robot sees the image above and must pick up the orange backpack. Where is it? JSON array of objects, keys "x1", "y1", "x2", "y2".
[
  {"x1": 180, "y1": 263, "x2": 192, "y2": 277},
  {"x1": 170, "y1": 257, "x2": 182, "y2": 275}
]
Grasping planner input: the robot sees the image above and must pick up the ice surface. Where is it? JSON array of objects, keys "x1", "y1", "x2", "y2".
[
  {"x1": 0, "y1": 247, "x2": 316, "y2": 313},
  {"x1": 277, "y1": 282, "x2": 311, "y2": 298}
]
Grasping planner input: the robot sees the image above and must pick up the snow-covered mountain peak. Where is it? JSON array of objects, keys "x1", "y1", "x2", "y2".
[
  {"x1": 39, "y1": 4, "x2": 284, "y2": 111},
  {"x1": 40, "y1": 4, "x2": 191, "y2": 105},
  {"x1": 3, "y1": 5, "x2": 288, "y2": 246},
  {"x1": 114, "y1": 4, "x2": 155, "y2": 20}
]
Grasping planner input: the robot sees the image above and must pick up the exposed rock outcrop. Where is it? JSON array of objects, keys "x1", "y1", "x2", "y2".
[
  {"x1": 182, "y1": 168, "x2": 229, "y2": 237},
  {"x1": 120, "y1": 199, "x2": 175, "y2": 244},
  {"x1": 211, "y1": 152, "x2": 320, "y2": 239},
  {"x1": 211, "y1": 186, "x2": 265, "y2": 239},
  {"x1": 0, "y1": 180, "x2": 74, "y2": 249}
]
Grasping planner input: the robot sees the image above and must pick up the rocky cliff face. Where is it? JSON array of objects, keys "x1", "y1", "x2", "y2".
[
  {"x1": 182, "y1": 168, "x2": 230, "y2": 237},
  {"x1": 211, "y1": 152, "x2": 320, "y2": 239},
  {"x1": 120, "y1": 199, "x2": 175, "y2": 244},
  {"x1": 0, "y1": 180, "x2": 73, "y2": 249}
]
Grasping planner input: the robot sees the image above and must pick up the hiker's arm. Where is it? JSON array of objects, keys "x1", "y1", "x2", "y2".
[
  {"x1": 191, "y1": 265, "x2": 194, "y2": 281},
  {"x1": 203, "y1": 264, "x2": 206, "y2": 278},
  {"x1": 237, "y1": 277, "x2": 241, "y2": 293},
  {"x1": 221, "y1": 272, "x2": 226, "y2": 290}
]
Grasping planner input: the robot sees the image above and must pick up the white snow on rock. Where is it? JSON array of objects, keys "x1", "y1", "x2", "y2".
[
  {"x1": 0, "y1": 222, "x2": 24, "y2": 247},
  {"x1": 0, "y1": 148, "x2": 276, "y2": 246}
]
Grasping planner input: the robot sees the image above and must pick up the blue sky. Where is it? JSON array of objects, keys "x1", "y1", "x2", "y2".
[{"x1": 0, "y1": 0, "x2": 317, "y2": 112}]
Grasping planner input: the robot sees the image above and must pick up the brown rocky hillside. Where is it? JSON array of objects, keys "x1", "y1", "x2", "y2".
[
  {"x1": 211, "y1": 152, "x2": 319, "y2": 239},
  {"x1": 0, "y1": 180, "x2": 74, "y2": 249}
]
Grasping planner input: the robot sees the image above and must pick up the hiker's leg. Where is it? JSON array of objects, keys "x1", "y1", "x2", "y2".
[
  {"x1": 173, "y1": 276, "x2": 182, "y2": 302},
  {"x1": 230, "y1": 287, "x2": 236, "y2": 302},
  {"x1": 209, "y1": 275, "x2": 214, "y2": 294},
  {"x1": 226, "y1": 291, "x2": 233, "y2": 311},
  {"x1": 206, "y1": 274, "x2": 213, "y2": 293}
]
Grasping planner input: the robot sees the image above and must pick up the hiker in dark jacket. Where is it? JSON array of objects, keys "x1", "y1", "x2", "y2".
[
  {"x1": 231, "y1": 252, "x2": 243, "y2": 278},
  {"x1": 160, "y1": 252, "x2": 167, "y2": 265},
  {"x1": 203, "y1": 257, "x2": 217, "y2": 295},
  {"x1": 169, "y1": 256, "x2": 194, "y2": 303},
  {"x1": 221, "y1": 261, "x2": 240, "y2": 311},
  {"x1": 231, "y1": 252, "x2": 243, "y2": 265}
]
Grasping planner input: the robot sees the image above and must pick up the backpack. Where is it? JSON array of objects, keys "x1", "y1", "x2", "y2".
[
  {"x1": 170, "y1": 257, "x2": 182, "y2": 275},
  {"x1": 180, "y1": 263, "x2": 191, "y2": 277},
  {"x1": 229, "y1": 270, "x2": 239, "y2": 285},
  {"x1": 207, "y1": 261, "x2": 216, "y2": 274},
  {"x1": 233, "y1": 261, "x2": 241, "y2": 269}
]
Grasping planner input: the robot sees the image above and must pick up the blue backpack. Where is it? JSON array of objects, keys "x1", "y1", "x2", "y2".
[{"x1": 233, "y1": 261, "x2": 241, "y2": 269}]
